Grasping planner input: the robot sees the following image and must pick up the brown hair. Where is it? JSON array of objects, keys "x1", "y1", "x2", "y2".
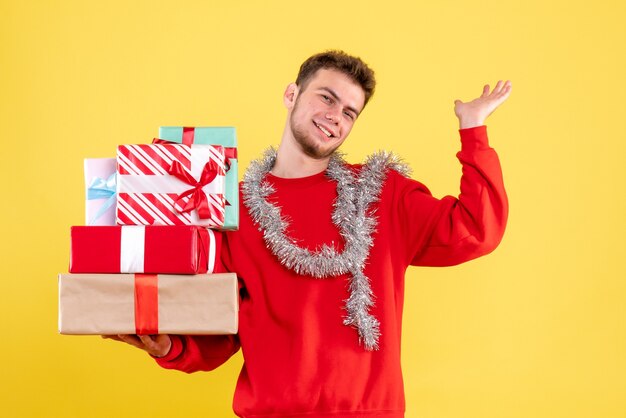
[{"x1": 295, "y1": 50, "x2": 376, "y2": 107}]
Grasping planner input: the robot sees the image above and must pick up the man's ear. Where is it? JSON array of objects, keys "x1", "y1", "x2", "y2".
[{"x1": 283, "y1": 82, "x2": 298, "y2": 109}]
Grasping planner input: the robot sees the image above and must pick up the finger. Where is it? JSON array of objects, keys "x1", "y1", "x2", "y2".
[
  {"x1": 492, "y1": 80, "x2": 504, "y2": 95},
  {"x1": 454, "y1": 99, "x2": 463, "y2": 105},
  {"x1": 138, "y1": 334, "x2": 171, "y2": 357},
  {"x1": 503, "y1": 80, "x2": 512, "y2": 93},
  {"x1": 101, "y1": 335, "x2": 122, "y2": 342},
  {"x1": 137, "y1": 334, "x2": 158, "y2": 350},
  {"x1": 117, "y1": 334, "x2": 145, "y2": 349},
  {"x1": 481, "y1": 84, "x2": 490, "y2": 97},
  {"x1": 495, "y1": 81, "x2": 512, "y2": 100}
]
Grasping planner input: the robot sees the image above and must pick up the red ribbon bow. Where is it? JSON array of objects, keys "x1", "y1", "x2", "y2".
[{"x1": 168, "y1": 160, "x2": 224, "y2": 219}]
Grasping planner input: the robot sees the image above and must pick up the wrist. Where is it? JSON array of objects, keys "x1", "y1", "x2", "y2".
[
  {"x1": 459, "y1": 117, "x2": 485, "y2": 129},
  {"x1": 459, "y1": 125, "x2": 490, "y2": 151}
]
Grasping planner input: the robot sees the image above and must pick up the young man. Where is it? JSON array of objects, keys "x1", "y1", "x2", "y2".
[{"x1": 106, "y1": 50, "x2": 511, "y2": 417}]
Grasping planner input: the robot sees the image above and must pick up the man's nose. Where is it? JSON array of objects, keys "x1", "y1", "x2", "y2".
[{"x1": 325, "y1": 109, "x2": 340, "y2": 124}]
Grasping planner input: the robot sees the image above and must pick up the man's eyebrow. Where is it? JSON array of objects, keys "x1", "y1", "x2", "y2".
[{"x1": 318, "y1": 87, "x2": 360, "y2": 117}]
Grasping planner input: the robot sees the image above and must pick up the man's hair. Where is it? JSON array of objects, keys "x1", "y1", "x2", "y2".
[{"x1": 295, "y1": 50, "x2": 376, "y2": 107}]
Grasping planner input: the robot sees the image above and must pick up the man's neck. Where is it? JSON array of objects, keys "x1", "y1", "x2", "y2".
[{"x1": 270, "y1": 139, "x2": 330, "y2": 179}]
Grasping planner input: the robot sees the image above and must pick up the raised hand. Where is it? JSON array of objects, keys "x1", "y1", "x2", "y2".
[
  {"x1": 454, "y1": 80, "x2": 512, "y2": 129},
  {"x1": 102, "y1": 334, "x2": 172, "y2": 358}
]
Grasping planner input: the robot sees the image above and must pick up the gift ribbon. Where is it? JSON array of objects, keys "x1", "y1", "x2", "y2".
[
  {"x1": 134, "y1": 273, "x2": 158, "y2": 335},
  {"x1": 182, "y1": 127, "x2": 195, "y2": 145},
  {"x1": 207, "y1": 228, "x2": 216, "y2": 273},
  {"x1": 86, "y1": 173, "x2": 117, "y2": 225},
  {"x1": 168, "y1": 160, "x2": 225, "y2": 220},
  {"x1": 120, "y1": 226, "x2": 145, "y2": 273}
]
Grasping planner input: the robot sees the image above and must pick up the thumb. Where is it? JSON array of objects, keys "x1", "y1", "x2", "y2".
[{"x1": 454, "y1": 99, "x2": 462, "y2": 105}]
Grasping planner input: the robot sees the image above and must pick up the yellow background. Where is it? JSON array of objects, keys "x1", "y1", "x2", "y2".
[{"x1": 1, "y1": 0, "x2": 624, "y2": 417}]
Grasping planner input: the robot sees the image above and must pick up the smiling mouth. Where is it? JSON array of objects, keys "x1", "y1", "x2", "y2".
[{"x1": 314, "y1": 121, "x2": 335, "y2": 138}]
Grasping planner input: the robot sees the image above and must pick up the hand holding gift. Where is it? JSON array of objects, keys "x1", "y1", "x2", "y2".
[
  {"x1": 102, "y1": 334, "x2": 172, "y2": 358},
  {"x1": 60, "y1": 127, "x2": 240, "y2": 358}
]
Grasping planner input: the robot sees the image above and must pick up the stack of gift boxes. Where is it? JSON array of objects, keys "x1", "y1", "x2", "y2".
[{"x1": 58, "y1": 127, "x2": 239, "y2": 336}]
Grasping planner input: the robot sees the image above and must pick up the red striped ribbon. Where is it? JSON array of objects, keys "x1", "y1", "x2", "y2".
[{"x1": 134, "y1": 273, "x2": 158, "y2": 334}]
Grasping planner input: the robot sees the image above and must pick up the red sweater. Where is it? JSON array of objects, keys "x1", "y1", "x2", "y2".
[{"x1": 155, "y1": 126, "x2": 508, "y2": 418}]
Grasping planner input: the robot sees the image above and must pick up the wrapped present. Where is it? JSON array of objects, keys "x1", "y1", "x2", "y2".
[
  {"x1": 85, "y1": 158, "x2": 117, "y2": 225},
  {"x1": 58, "y1": 273, "x2": 238, "y2": 335},
  {"x1": 69, "y1": 225, "x2": 220, "y2": 274},
  {"x1": 116, "y1": 143, "x2": 227, "y2": 228},
  {"x1": 158, "y1": 127, "x2": 238, "y2": 230}
]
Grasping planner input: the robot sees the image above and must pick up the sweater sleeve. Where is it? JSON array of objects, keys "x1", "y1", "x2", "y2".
[
  {"x1": 393, "y1": 125, "x2": 508, "y2": 267},
  {"x1": 153, "y1": 334, "x2": 240, "y2": 373}
]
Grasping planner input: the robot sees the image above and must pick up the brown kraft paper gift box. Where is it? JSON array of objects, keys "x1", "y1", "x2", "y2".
[{"x1": 58, "y1": 273, "x2": 238, "y2": 335}]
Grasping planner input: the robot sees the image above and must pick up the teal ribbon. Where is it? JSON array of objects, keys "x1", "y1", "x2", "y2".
[{"x1": 86, "y1": 173, "x2": 117, "y2": 225}]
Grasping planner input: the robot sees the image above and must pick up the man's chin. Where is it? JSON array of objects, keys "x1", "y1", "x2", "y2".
[
  {"x1": 299, "y1": 142, "x2": 339, "y2": 160},
  {"x1": 292, "y1": 126, "x2": 342, "y2": 159}
]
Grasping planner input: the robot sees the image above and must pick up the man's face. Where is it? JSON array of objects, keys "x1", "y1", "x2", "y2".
[{"x1": 287, "y1": 69, "x2": 366, "y2": 159}]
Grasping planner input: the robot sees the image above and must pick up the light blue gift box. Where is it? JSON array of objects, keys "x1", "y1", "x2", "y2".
[{"x1": 158, "y1": 126, "x2": 238, "y2": 230}]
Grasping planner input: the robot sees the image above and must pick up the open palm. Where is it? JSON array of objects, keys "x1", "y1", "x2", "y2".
[{"x1": 455, "y1": 80, "x2": 512, "y2": 128}]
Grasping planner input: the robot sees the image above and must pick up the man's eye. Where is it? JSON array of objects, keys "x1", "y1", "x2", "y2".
[
  {"x1": 344, "y1": 111, "x2": 355, "y2": 120},
  {"x1": 321, "y1": 95, "x2": 331, "y2": 102}
]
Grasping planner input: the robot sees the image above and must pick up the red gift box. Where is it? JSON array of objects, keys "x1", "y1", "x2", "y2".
[{"x1": 69, "y1": 225, "x2": 221, "y2": 274}]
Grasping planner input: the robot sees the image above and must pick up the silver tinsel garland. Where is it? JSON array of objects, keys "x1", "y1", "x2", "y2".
[{"x1": 242, "y1": 148, "x2": 410, "y2": 350}]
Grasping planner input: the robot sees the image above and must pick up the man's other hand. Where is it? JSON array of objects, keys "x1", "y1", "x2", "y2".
[
  {"x1": 454, "y1": 80, "x2": 512, "y2": 129},
  {"x1": 101, "y1": 334, "x2": 172, "y2": 358}
]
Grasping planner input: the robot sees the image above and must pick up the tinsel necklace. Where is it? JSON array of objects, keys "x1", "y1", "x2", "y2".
[{"x1": 242, "y1": 148, "x2": 409, "y2": 350}]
